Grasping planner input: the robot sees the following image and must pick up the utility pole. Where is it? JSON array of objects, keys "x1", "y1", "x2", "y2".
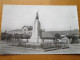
[{"x1": 70, "y1": 26, "x2": 71, "y2": 35}]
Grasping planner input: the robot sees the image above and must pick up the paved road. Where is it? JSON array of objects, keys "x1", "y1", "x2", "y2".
[{"x1": 0, "y1": 41, "x2": 80, "y2": 54}]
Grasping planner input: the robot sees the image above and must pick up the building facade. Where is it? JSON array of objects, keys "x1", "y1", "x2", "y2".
[{"x1": 8, "y1": 26, "x2": 32, "y2": 36}]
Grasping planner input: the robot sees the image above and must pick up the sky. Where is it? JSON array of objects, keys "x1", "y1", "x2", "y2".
[{"x1": 1, "y1": 5, "x2": 79, "y2": 32}]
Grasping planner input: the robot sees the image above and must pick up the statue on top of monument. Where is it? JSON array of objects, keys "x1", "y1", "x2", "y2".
[{"x1": 36, "y1": 12, "x2": 39, "y2": 19}]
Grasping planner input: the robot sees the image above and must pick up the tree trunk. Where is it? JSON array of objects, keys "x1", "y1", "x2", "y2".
[
  {"x1": 27, "y1": 39, "x2": 28, "y2": 43},
  {"x1": 55, "y1": 38, "x2": 57, "y2": 48}
]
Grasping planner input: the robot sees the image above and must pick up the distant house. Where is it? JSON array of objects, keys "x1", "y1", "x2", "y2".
[
  {"x1": 59, "y1": 37, "x2": 69, "y2": 43},
  {"x1": 41, "y1": 32, "x2": 55, "y2": 39},
  {"x1": 41, "y1": 30, "x2": 79, "y2": 39},
  {"x1": 8, "y1": 26, "x2": 32, "y2": 36}
]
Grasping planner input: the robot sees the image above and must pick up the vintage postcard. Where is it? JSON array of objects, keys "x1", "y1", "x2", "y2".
[{"x1": 0, "y1": 5, "x2": 79, "y2": 54}]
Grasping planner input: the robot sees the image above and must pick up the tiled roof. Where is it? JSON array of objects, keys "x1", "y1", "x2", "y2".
[{"x1": 42, "y1": 30, "x2": 79, "y2": 39}]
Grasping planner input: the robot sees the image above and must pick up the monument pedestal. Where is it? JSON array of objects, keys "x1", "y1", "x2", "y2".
[{"x1": 29, "y1": 39, "x2": 42, "y2": 44}]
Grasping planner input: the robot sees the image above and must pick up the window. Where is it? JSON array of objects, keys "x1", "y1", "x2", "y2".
[{"x1": 24, "y1": 29, "x2": 26, "y2": 31}]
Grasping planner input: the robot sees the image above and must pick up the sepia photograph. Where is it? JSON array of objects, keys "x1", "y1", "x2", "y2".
[{"x1": 0, "y1": 5, "x2": 80, "y2": 54}]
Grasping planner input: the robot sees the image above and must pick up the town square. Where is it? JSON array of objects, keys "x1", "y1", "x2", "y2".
[{"x1": 0, "y1": 5, "x2": 80, "y2": 54}]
